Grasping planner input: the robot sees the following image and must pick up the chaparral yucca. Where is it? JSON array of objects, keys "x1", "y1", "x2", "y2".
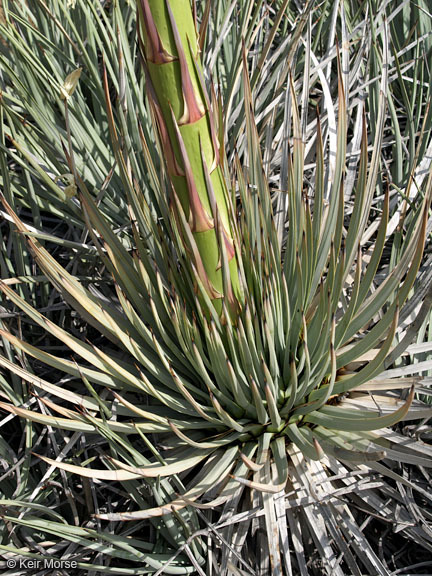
[{"x1": 0, "y1": 1, "x2": 431, "y2": 575}]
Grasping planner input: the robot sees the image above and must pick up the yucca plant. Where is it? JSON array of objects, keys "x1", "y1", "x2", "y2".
[{"x1": 0, "y1": 1, "x2": 432, "y2": 575}]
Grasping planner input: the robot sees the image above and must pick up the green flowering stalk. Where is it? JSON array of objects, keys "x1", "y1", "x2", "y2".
[{"x1": 137, "y1": 0, "x2": 243, "y2": 318}]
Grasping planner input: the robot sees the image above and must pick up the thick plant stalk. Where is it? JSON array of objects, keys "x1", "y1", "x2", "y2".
[{"x1": 137, "y1": 0, "x2": 242, "y2": 317}]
